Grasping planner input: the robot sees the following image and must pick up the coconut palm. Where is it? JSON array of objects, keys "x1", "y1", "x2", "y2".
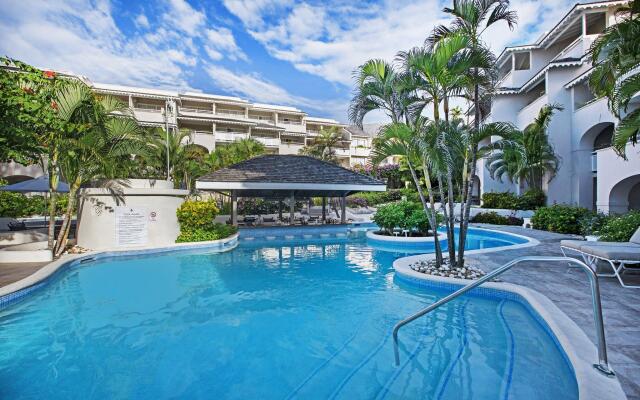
[
  {"x1": 589, "y1": 0, "x2": 640, "y2": 157},
  {"x1": 206, "y1": 138, "x2": 266, "y2": 170},
  {"x1": 486, "y1": 104, "x2": 561, "y2": 191},
  {"x1": 54, "y1": 82, "x2": 144, "y2": 256},
  {"x1": 299, "y1": 127, "x2": 344, "y2": 162}
]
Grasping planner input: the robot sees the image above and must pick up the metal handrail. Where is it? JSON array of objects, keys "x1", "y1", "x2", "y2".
[{"x1": 392, "y1": 256, "x2": 614, "y2": 376}]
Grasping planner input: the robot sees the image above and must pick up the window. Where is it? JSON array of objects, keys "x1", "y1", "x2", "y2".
[
  {"x1": 586, "y1": 12, "x2": 606, "y2": 35},
  {"x1": 514, "y1": 52, "x2": 530, "y2": 71}
]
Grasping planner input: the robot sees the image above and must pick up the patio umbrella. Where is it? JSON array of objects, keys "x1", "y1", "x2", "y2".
[
  {"x1": 0, "y1": 176, "x2": 70, "y2": 228},
  {"x1": 0, "y1": 175, "x2": 69, "y2": 193}
]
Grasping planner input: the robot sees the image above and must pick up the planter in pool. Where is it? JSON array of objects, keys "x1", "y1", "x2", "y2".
[{"x1": 366, "y1": 230, "x2": 448, "y2": 250}]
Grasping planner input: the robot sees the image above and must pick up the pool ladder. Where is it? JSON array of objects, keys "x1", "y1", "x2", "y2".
[{"x1": 392, "y1": 256, "x2": 615, "y2": 376}]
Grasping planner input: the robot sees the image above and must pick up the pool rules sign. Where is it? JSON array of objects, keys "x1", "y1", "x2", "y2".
[{"x1": 115, "y1": 207, "x2": 148, "y2": 246}]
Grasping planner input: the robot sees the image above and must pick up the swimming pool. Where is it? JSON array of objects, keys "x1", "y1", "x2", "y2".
[{"x1": 0, "y1": 228, "x2": 578, "y2": 399}]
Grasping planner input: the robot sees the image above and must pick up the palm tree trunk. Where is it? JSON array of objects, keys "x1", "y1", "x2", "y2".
[
  {"x1": 422, "y1": 160, "x2": 443, "y2": 266},
  {"x1": 445, "y1": 168, "x2": 457, "y2": 266},
  {"x1": 53, "y1": 179, "x2": 80, "y2": 257},
  {"x1": 47, "y1": 154, "x2": 58, "y2": 251},
  {"x1": 457, "y1": 144, "x2": 478, "y2": 266},
  {"x1": 407, "y1": 160, "x2": 442, "y2": 266}
]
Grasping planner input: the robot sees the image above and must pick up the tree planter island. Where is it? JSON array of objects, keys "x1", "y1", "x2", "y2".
[{"x1": 366, "y1": 229, "x2": 448, "y2": 251}]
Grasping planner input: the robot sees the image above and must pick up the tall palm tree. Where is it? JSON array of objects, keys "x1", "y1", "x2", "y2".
[
  {"x1": 299, "y1": 127, "x2": 344, "y2": 162},
  {"x1": 486, "y1": 104, "x2": 561, "y2": 191},
  {"x1": 589, "y1": 0, "x2": 640, "y2": 157},
  {"x1": 429, "y1": 0, "x2": 517, "y2": 266},
  {"x1": 206, "y1": 138, "x2": 266, "y2": 170},
  {"x1": 54, "y1": 82, "x2": 144, "y2": 256}
]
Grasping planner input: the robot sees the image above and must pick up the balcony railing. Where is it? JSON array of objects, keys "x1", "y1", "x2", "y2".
[
  {"x1": 253, "y1": 137, "x2": 280, "y2": 147},
  {"x1": 181, "y1": 106, "x2": 213, "y2": 114},
  {"x1": 306, "y1": 129, "x2": 320, "y2": 135},
  {"x1": 249, "y1": 115, "x2": 275, "y2": 123},
  {"x1": 335, "y1": 148, "x2": 351, "y2": 156},
  {"x1": 280, "y1": 119, "x2": 302, "y2": 125},
  {"x1": 134, "y1": 104, "x2": 163, "y2": 112},
  {"x1": 216, "y1": 132, "x2": 249, "y2": 142},
  {"x1": 216, "y1": 109, "x2": 246, "y2": 118}
]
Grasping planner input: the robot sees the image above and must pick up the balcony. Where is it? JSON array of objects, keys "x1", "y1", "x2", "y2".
[
  {"x1": 335, "y1": 148, "x2": 351, "y2": 157},
  {"x1": 180, "y1": 106, "x2": 213, "y2": 115},
  {"x1": 134, "y1": 103, "x2": 163, "y2": 112},
  {"x1": 280, "y1": 119, "x2": 302, "y2": 125},
  {"x1": 216, "y1": 131, "x2": 249, "y2": 142},
  {"x1": 253, "y1": 136, "x2": 280, "y2": 147},
  {"x1": 517, "y1": 94, "x2": 547, "y2": 127},
  {"x1": 249, "y1": 115, "x2": 275, "y2": 124},
  {"x1": 551, "y1": 35, "x2": 596, "y2": 63},
  {"x1": 306, "y1": 129, "x2": 321, "y2": 135},
  {"x1": 351, "y1": 147, "x2": 370, "y2": 157},
  {"x1": 216, "y1": 109, "x2": 246, "y2": 118}
]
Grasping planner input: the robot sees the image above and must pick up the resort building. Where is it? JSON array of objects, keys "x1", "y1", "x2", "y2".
[
  {"x1": 481, "y1": 0, "x2": 640, "y2": 213},
  {"x1": 1, "y1": 78, "x2": 376, "y2": 184}
]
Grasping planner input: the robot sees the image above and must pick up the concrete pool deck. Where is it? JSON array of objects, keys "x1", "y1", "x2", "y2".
[{"x1": 466, "y1": 224, "x2": 639, "y2": 400}]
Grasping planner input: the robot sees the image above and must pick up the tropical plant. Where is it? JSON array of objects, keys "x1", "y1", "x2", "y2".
[
  {"x1": 589, "y1": 0, "x2": 640, "y2": 157},
  {"x1": 299, "y1": 126, "x2": 344, "y2": 162},
  {"x1": 487, "y1": 104, "x2": 561, "y2": 190},
  {"x1": 597, "y1": 211, "x2": 640, "y2": 242},
  {"x1": 53, "y1": 81, "x2": 144, "y2": 256},
  {"x1": 470, "y1": 211, "x2": 523, "y2": 226},
  {"x1": 175, "y1": 199, "x2": 237, "y2": 243},
  {"x1": 206, "y1": 138, "x2": 265, "y2": 171},
  {"x1": 428, "y1": 0, "x2": 517, "y2": 266},
  {"x1": 531, "y1": 205, "x2": 591, "y2": 234}
]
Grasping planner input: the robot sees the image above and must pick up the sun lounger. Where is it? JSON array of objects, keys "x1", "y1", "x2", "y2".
[{"x1": 561, "y1": 228, "x2": 640, "y2": 288}]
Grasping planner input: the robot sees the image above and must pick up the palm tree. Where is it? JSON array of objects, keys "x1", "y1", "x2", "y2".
[
  {"x1": 349, "y1": 59, "x2": 421, "y2": 126},
  {"x1": 486, "y1": 104, "x2": 561, "y2": 191},
  {"x1": 53, "y1": 82, "x2": 144, "y2": 256},
  {"x1": 299, "y1": 127, "x2": 344, "y2": 162},
  {"x1": 589, "y1": 0, "x2": 640, "y2": 157},
  {"x1": 429, "y1": 0, "x2": 517, "y2": 266},
  {"x1": 206, "y1": 138, "x2": 265, "y2": 170}
]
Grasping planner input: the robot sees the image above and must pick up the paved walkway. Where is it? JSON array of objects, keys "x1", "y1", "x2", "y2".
[
  {"x1": 0, "y1": 262, "x2": 48, "y2": 288},
  {"x1": 468, "y1": 224, "x2": 640, "y2": 399}
]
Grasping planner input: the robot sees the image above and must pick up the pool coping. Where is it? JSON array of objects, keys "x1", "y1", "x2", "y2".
[
  {"x1": 0, "y1": 234, "x2": 239, "y2": 301},
  {"x1": 393, "y1": 250, "x2": 626, "y2": 400}
]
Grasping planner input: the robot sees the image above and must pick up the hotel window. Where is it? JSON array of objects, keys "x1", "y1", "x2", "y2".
[
  {"x1": 586, "y1": 12, "x2": 606, "y2": 35},
  {"x1": 514, "y1": 52, "x2": 530, "y2": 71}
]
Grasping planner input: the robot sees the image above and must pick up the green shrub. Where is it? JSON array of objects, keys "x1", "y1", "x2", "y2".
[
  {"x1": 0, "y1": 192, "x2": 46, "y2": 217},
  {"x1": 517, "y1": 189, "x2": 546, "y2": 210},
  {"x1": 578, "y1": 212, "x2": 611, "y2": 236},
  {"x1": 372, "y1": 201, "x2": 432, "y2": 235},
  {"x1": 597, "y1": 211, "x2": 640, "y2": 242},
  {"x1": 176, "y1": 200, "x2": 219, "y2": 228},
  {"x1": 531, "y1": 205, "x2": 591, "y2": 234},
  {"x1": 481, "y1": 190, "x2": 546, "y2": 210},
  {"x1": 176, "y1": 223, "x2": 237, "y2": 243},
  {"x1": 471, "y1": 211, "x2": 523, "y2": 226},
  {"x1": 347, "y1": 189, "x2": 405, "y2": 207},
  {"x1": 482, "y1": 192, "x2": 519, "y2": 209}
]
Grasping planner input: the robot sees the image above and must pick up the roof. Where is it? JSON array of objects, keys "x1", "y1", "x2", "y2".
[{"x1": 196, "y1": 155, "x2": 385, "y2": 195}]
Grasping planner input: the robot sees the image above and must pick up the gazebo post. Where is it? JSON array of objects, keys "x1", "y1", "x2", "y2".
[
  {"x1": 321, "y1": 197, "x2": 327, "y2": 223},
  {"x1": 340, "y1": 193, "x2": 347, "y2": 224},
  {"x1": 231, "y1": 190, "x2": 238, "y2": 226},
  {"x1": 289, "y1": 191, "x2": 295, "y2": 225}
]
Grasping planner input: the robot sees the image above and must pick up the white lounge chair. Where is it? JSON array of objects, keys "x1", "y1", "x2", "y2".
[{"x1": 561, "y1": 227, "x2": 640, "y2": 288}]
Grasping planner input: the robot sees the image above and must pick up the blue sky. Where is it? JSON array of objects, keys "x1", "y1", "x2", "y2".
[{"x1": 0, "y1": 0, "x2": 587, "y2": 122}]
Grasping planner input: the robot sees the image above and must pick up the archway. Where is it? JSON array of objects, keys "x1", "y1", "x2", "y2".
[
  {"x1": 608, "y1": 175, "x2": 640, "y2": 214},
  {"x1": 575, "y1": 122, "x2": 615, "y2": 209}
]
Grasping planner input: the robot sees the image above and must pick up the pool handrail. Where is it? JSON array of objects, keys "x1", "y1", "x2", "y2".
[{"x1": 392, "y1": 256, "x2": 615, "y2": 376}]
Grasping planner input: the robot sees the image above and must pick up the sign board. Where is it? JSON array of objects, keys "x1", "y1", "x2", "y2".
[{"x1": 115, "y1": 207, "x2": 148, "y2": 246}]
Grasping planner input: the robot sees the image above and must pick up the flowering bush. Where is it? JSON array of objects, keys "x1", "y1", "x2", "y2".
[{"x1": 597, "y1": 211, "x2": 640, "y2": 242}]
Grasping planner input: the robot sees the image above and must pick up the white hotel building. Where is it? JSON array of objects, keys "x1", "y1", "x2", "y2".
[
  {"x1": 480, "y1": 0, "x2": 640, "y2": 213},
  {"x1": 1, "y1": 80, "x2": 374, "y2": 183}
]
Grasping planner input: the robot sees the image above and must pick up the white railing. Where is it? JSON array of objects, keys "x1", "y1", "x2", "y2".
[
  {"x1": 216, "y1": 132, "x2": 249, "y2": 142},
  {"x1": 193, "y1": 130, "x2": 213, "y2": 136},
  {"x1": 306, "y1": 129, "x2": 321, "y2": 135},
  {"x1": 216, "y1": 109, "x2": 246, "y2": 117},
  {"x1": 280, "y1": 119, "x2": 302, "y2": 125},
  {"x1": 351, "y1": 147, "x2": 370, "y2": 157},
  {"x1": 552, "y1": 36, "x2": 583, "y2": 62},
  {"x1": 253, "y1": 137, "x2": 280, "y2": 147},
  {"x1": 134, "y1": 104, "x2": 163, "y2": 112},
  {"x1": 249, "y1": 115, "x2": 275, "y2": 123},
  {"x1": 181, "y1": 106, "x2": 213, "y2": 114},
  {"x1": 335, "y1": 148, "x2": 351, "y2": 156},
  {"x1": 520, "y1": 93, "x2": 547, "y2": 115}
]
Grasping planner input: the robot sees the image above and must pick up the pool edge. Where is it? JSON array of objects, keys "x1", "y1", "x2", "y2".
[
  {"x1": 393, "y1": 253, "x2": 626, "y2": 400},
  {"x1": 0, "y1": 234, "x2": 239, "y2": 303}
]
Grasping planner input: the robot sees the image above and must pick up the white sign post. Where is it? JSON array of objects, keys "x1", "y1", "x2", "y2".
[{"x1": 115, "y1": 207, "x2": 148, "y2": 247}]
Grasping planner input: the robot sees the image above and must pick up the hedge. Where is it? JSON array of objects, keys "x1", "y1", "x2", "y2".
[
  {"x1": 597, "y1": 211, "x2": 640, "y2": 242},
  {"x1": 347, "y1": 188, "x2": 419, "y2": 208},
  {"x1": 372, "y1": 201, "x2": 431, "y2": 235},
  {"x1": 176, "y1": 199, "x2": 237, "y2": 242},
  {"x1": 471, "y1": 211, "x2": 524, "y2": 226}
]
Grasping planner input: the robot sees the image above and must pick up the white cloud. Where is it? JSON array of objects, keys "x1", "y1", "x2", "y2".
[
  {"x1": 205, "y1": 65, "x2": 347, "y2": 120},
  {"x1": 205, "y1": 27, "x2": 248, "y2": 61},
  {"x1": 164, "y1": 0, "x2": 206, "y2": 36},
  {"x1": 134, "y1": 13, "x2": 150, "y2": 29}
]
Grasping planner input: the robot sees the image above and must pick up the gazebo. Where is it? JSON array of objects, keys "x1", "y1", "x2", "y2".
[{"x1": 195, "y1": 155, "x2": 386, "y2": 225}]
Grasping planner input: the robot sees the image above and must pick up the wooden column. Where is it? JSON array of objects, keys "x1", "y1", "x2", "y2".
[
  {"x1": 289, "y1": 191, "x2": 295, "y2": 225},
  {"x1": 231, "y1": 190, "x2": 238, "y2": 226},
  {"x1": 321, "y1": 197, "x2": 327, "y2": 222},
  {"x1": 340, "y1": 194, "x2": 347, "y2": 224}
]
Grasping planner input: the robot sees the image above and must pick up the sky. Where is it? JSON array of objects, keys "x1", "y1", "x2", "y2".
[{"x1": 0, "y1": 0, "x2": 590, "y2": 122}]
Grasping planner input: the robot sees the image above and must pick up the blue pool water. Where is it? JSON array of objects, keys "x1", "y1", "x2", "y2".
[{"x1": 0, "y1": 228, "x2": 578, "y2": 399}]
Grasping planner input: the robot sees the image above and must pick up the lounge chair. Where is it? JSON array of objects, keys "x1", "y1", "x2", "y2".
[{"x1": 561, "y1": 227, "x2": 640, "y2": 288}]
